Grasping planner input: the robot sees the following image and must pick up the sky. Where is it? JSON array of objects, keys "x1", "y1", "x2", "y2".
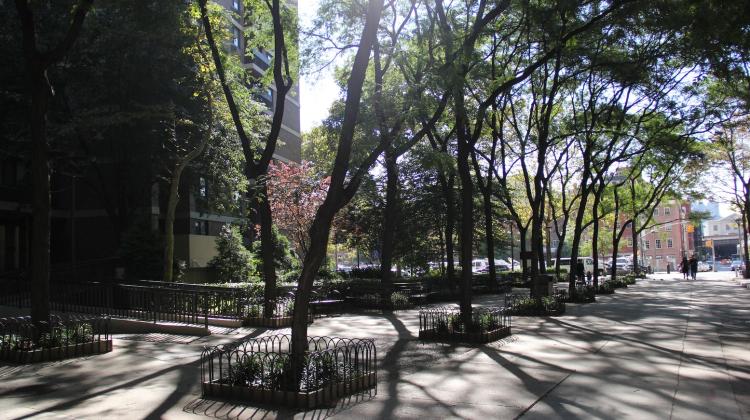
[{"x1": 298, "y1": 0, "x2": 338, "y2": 133}]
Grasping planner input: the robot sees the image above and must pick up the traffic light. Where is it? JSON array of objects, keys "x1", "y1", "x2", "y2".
[
  {"x1": 686, "y1": 224, "x2": 694, "y2": 233},
  {"x1": 705, "y1": 239, "x2": 713, "y2": 248}
]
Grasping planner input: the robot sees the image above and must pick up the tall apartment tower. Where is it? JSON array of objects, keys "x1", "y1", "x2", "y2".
[{"x1": 220, "y1": 0, "x2": 301, "y2": 162}]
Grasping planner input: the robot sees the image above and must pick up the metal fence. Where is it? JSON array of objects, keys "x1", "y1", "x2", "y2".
[
  {"x1": 201, "y1": 334, "x2": 377, "y2": 406},
  {"x1": 418, "y1": 306, "x2": 511, "y2": 335},
  {"x1": 505, "y1": 293, "x2": 566, "y2": 316},
  {"x1": 0, "y1": 315, "x2": 110, "y2": 360}
]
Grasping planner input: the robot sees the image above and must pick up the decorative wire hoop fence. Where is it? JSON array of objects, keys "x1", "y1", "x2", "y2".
[
  {"x1": 201, "y1": 334, "x2": 377, "y2": 408},
  {"x1": 504, "y1": 293, "x2": 566, "y2": 316},
  {"x1": 418, "y1": 306, "x2": 511, "y2": 343},
  {"x1": 0, "y1": 315, "x2": 111, "y2": 362}
]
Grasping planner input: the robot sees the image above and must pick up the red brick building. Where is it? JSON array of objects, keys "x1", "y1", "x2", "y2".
[{"x1": 620, "y1": 200, "x2": 695, "y2": 272}]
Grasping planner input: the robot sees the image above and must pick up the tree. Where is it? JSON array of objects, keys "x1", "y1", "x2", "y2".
[
  {"x1": 13, "y1": 0, "x2": 94, "y2": 324},
  {"x1": 290, "y1": 0, "x2": 385, "y2": 386},
  {"x1": 266, "y1": 161, "x2": 330, "y2": 258},
  {"x1": 198, "y1": 0, "x2": 297, "y2": 317}
]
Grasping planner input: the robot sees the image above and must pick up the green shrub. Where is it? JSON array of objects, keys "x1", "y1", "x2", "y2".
[
  {"x1": 251, "y1": 225, "x2": 299, "y2": 273},
  {"x1": 208, "y1": 224, "x2": 254, "y2": 283},
  {"x1": 389, "y1": 291, "x2": 410, "y2": 307}
]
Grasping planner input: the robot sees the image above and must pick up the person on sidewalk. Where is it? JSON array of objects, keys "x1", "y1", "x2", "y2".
[
  {"x1": 680, "y1": 256, "x2": 689, "y2": 280},
  {"x1": 689, "y1": 255, "x2": 698, "y2": 280},
  {"x1": 576, "y1": 260, "x2": 585, "y2": 285}
]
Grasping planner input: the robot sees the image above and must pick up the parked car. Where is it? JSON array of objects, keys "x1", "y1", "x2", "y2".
[
  {"x1": 731, "y1": 259, "x2": 743, "y2": 271},
  {"x1": 558, "y1": 257, "x2": 603, "y2": 276},
  {"x1": 604, "y1": 257, "x2": 633, "y2": 274},
  {"x1": 697, "y1": 261, "x2": 711, "y2": 272}
]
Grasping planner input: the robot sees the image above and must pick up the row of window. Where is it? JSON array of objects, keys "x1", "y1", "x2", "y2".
[
  {"x1": 653, "y1": 206, "x2": 687, "y2": 217},
  {"x1": 644, "y1": 239, "x2": 673, "y2": 250},
  {"x1": 712, "y1": 224, "x2": 737, "y2": 231}
]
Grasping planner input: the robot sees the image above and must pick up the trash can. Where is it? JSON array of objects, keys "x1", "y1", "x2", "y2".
[{"x1": 532, "y1": 274, "x2": 554, "y2": 297}]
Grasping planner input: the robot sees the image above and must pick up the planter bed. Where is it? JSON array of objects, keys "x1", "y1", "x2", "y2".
[
  {"x1": 505, "y1": 295, "x2": 566, "y2": 316},
  {"x1": 202, "y1": 371, "x2": 377, "y2": 409},
  {"x1": 0, "y1": 315, "x2": 111, "y2": 363},
  {"x1": 0, "y1": 339, "x2": 112, "y2": 363},
  {"x1": 418, "y1": 325, "x2": 511, "y2": 344},
  {"x1": 418, "y1": 306, "x2": 512, "y2": 344},
  {"x1": 201, "y1": 334, "x2": 377, "y2": 409}
]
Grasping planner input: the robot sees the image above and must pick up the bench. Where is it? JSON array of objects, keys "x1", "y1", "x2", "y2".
[
  {"x1": 309, "y1": 290, "x2": 345, "y2": 315},
  {"x1": 392, "y1": 281, "x2": 436, "y2": 304}
]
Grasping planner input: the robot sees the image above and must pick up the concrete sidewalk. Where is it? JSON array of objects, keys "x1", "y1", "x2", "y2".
[{"x1": 1, "y1": 272, "x2": 748, "y2": 419}]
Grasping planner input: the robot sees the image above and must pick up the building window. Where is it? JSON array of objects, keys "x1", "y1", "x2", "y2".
[
  {"x1": 654, "y1": 208, "x2": 659, "y2": 216},
  {"x1": 656, "y1": 239, "x2": 662, "y2": 249},
  {"x1": 726, "y1": 224, "x2": 731, "y2": 231},
  {"x1": 232, "y1": 27, "x2": 241, "y2": 48},
  {"x1": 199, "y1": 177, "x2": 207, "y2": 198},
  {"x1": 627, "y1": 238, "x2": 633, "y2": 247},
  {"x1": 666, "y1": 225, "x2": 672, "y2": 231},
  {"x1": 665, "y1": 207, "x2": 671, "y2": 216},
  {"x1": 667, "y1": 239, "x2": 673, "y2": 248},
  {"x1": 714, "y1": 225, "x2": 718, "y2": 231},
  {"x1": 192, "y1": 220, "x2": 209, "y2": 235},
  {"x1": 645, "y1": 240, "x2": 650, "y2": 250}
]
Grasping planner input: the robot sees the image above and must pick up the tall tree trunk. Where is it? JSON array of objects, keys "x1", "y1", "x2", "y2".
[
  {"x1": 630, "y1": 178, "x2": 639, "y2": 276},
  {"x1": 163, "y1": 171, "x2": 180, "y2": 282},
  {"x1": 568, "y1": 182, "x2": 591, "y2": 294},
  {"x1": 15, "y1": 0, "x2": 93, "y2": 325},
  {"x1": 380, "y1": 151, "x2": 398, "y2": 294},
  {"x1": 163, "y1": 129, "x2": 210, "y2": 282},
  {"x1": 258, "y1": 183, "x2": 278, "y2": 317},
  {"x1": 457, "y1": 141, "x2": 474, "y2": 327},
  {"x1": 29, "y1": 71, "x2": 51, "y2": 325},
  {"x1": 591, "y1": 188, "x2": 603, "y2": 288},
  {"x1": 439, "y1": 172, "x2": 456, "y2": 289},
  {"x1": 289, "y1": 0, "x2": 383, "y2": 388},
  {"x1": 482, "y1": 186, "x2": 497, "y2": 291},
  {"x1": 742, "y1": 193, "x2": 750, "y2": 279}
]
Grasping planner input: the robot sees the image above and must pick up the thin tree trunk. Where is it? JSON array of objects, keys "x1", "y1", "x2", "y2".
[
  {"x1": 30, "y1": 72, "x2": 51, "y2": 325},
  {"x1": 380, "y1": 151, "x2": 398, "y2": 294},
  {"x1": 568, "y1": 179, "x2": 591, "y2": 294},
  {"x1": 482, "y1": 187, "x2": 497, "y2": 291},
  {"x1": 289, "y1": 0, "x2": 383, "y2": 388},
  {"x1": 259, "y1": 185, "x2": 278, "y2": 317},
  {"x1": 163, "y1": 128, "x2": 210, "y2": 282},
  {"x1": 163, "y1": 171, "x2": 180, "y2": 282}
]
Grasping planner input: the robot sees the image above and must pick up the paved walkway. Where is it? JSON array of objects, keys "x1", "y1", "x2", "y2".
[{"x1": 1, "y1": 272, "x2": 748, "y2": 419}]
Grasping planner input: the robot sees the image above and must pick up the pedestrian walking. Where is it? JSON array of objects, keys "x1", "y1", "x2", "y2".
[
  {"x1": 576, "y1": 260, "x2": 585, "y2": 285},
  {"x1": 680, "y1": 256, "x2": 689, "y2": 280},
  {"x1": 689, "y1": 255, "x2": 698, "y2": 280}
]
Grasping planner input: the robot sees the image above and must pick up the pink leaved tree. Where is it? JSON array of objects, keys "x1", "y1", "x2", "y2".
[{"x1": 267, "y1": 161, "x2": 330, "y2": 259}]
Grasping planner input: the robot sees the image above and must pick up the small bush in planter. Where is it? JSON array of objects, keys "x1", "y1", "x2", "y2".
[{"x1": 389, "y1": 291, "x2": 410, "y2": 308}]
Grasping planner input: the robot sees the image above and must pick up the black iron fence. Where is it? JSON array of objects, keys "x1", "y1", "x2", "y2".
[
  {"x1": 0, "y1": 315, "x2": 110, "y2": 361},
  {"x1": 505, "y1": 293, "x2": 566, "y2": 316},
  {"x1": 201, "y1": 334, "x2": 377, "y2": 407},
  {"x1": 0, "y1": 277, "x2": 316, "y2": 327},
  {"x1": 418, "y1": 306, "x2": 511, "y2": 335}
]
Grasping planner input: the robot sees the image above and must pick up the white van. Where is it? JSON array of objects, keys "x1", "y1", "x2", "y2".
[{"x1": 557, "y1": 257, "x2": 602, "y2": 276}]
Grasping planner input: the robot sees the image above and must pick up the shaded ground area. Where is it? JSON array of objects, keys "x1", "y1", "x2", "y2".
[{"x1": 0, "y1": 271, "x2": 748, "y2": 419}]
